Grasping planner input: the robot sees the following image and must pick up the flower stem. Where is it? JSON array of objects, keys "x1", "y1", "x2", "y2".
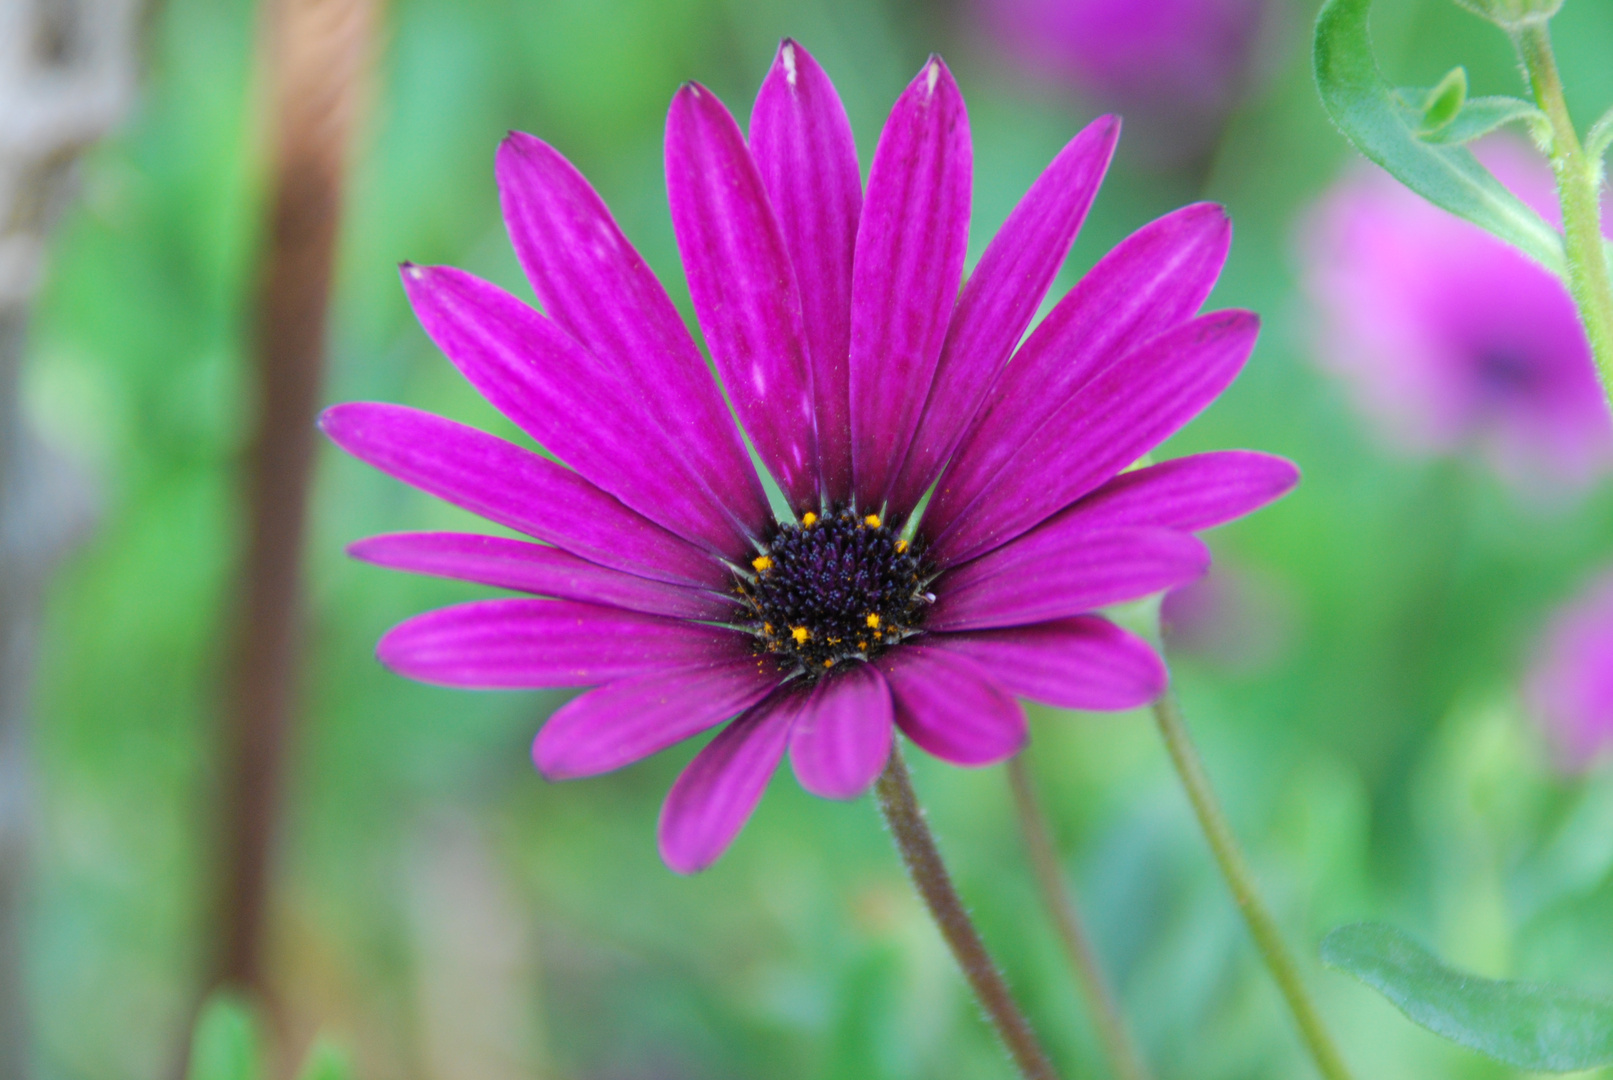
[
  {"x1": 1514, "y1": 21, "x2": 1613, "y2": 398},
  {"x1": 874, "y1": 746, "x2": 1061, "y2": 1080},
  {"x1": 1007, "y1": 755, "x2": 1153, "y2": 1080},
  {"x1": 1151, "y1": 692, "x2": 1354, "y2": 1080}
]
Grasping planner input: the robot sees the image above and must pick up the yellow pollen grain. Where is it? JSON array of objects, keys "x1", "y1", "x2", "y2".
[
  {"x1": 752, "y1": 555, "x2": 773, "y2": 572},
  {"x1": 791, "y1": 626, "x2": 810, "y2": 645},
  {"x1": 866, "y1": 613, "x2": 881, "y2": 629},
  {"x1": 762, "y1": 622, "x2": 772, "y2": 634},
  {"x1": 802, "y1": 512, "x2": 818, "y2": 527},
  {"x1": 824, "y1": 658, "x2": 835, "y2": 668},
  {"x1": 864, "y1": 514, "x2": 882, "y2": 528},
  {"x1": 895, "y1": 539, "x2": 908, "y2": 553}
]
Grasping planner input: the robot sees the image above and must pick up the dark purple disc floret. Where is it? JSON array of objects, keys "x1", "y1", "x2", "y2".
[{"x1": 740, "y1": 507, "x2": 930, "y2": 678}]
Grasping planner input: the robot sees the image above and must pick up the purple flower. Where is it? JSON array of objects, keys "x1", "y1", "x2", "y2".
[
  {"x1": 1527, "y1": 573, "x2": 1613, "y2": 770},
  {"x1": 1301, "y1": 138, "x2": 1613, "y2": 490},
  {"x1": 1162, "y1": 560, "x2": 1295, "y2": 674},
  {"x1": 974, "y1": 0, "x2": 1272, "y2": 161},
  {"x1": 323, "y1": 42, "x2": 1296, "y2": 873}
]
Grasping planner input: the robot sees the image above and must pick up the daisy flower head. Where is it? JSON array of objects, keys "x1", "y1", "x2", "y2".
[
  {"x1": 323, "y1": 41, "x2": 1297, "y2": 873},
  {"x1": 1301, "y1": 137, "x2": 1613, "y2": 492}
]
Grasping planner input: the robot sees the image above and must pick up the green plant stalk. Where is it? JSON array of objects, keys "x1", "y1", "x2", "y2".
[
  {"x1": 1514, "y1": 22, "x2": 1613, "y2": 398},
  {"x1": 874, "y1": 746, "x2": 1061, "y2": 1080},
  {"x1": 1152, "y1": 693, "x2": 1356, "y2": 1080},
  {"x1": 1007, "y1": 755, "x2": 1153, "y2": 1080}
]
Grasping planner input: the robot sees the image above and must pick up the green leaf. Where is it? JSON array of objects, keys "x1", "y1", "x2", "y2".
[
  {"x1": 1418, "y1": 67, "x2": 1468, "y2": 133},
  {"x1": 1314, "y1": 0, "x2": 1566, "y2": 277},
  {"x1": 186, "y1": 996, "x2": 263, "y2": 1080},
  {"x1": 1321, "y1": 923, "x2": 1613, "y2": 1072},
  {"x1": 294, "y1": 1040, "x2": 355, "y2": 1080}
]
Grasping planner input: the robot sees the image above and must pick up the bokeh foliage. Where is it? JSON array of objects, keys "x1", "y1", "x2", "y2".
[{"x1": 21, "y1": 0, "x2": 1613, "y2": 1077}]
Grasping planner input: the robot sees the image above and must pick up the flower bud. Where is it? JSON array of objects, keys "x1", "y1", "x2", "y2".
[{"x1": 1451, "y1": 0, "x2": 1562, "y2": 31}]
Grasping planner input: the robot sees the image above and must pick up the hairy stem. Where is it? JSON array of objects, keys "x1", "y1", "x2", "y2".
[
  {"x1": 1514, "y1": 22, "x2": 1613, "y2": 397},
  {"x1": 1152, "y1": 693, "x2": 1354, "y2": 1080},
  {"x1": 1007, "y1": 755, "x2": 1152, "y2": 1080},
  {"x1": 874, "y1": 746, "x2": 1061, "y2": 1080}
]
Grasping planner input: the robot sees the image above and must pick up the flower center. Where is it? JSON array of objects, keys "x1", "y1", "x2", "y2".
[
  {"x1": 736, "y1": 507, "x2": 931, "y2": 681},
  {"x1": 1474, "y1": 346, "x2": 1540, "y2": 395}
]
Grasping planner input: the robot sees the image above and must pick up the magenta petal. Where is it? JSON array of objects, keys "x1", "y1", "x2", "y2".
[
  {"x1": 377, "y1": 598, "x2": 742, "y2": 689},
  {"x1": 932, "y1": 310, "x2": 1261, "y2": 565},
  {"x1": 320, "y1": 403, "x2": 725, "y2": 590},
  {"x1": 348, "y1": 532, "x2": 730, "y2": 620},
  {"x1": 788, "y1": 662, "x2": 893, "y2": 799},
  {"x1": 930, "y1": 617, "x2": 1166, "y2": 711},
  {"x1": 848, "y1": 57, "x2": 972, "y2": 508},
  {"x1": 889, "y1": 115, "x2": 1120, "y2": 516},
  {"x1": 930, "y1": 526, "x2": 1210, "y2": 631},
  {"x1": 401, "y1": 265, "x2": 751, "y2": 555},
  {"x1": 535, "y1": 658, "x2": 779, "y2": 782},
  {"x1": 495, "y1": 133, "x2": 769, "y2": 534},
  {"x1": 926, "y1": 203, "x2": 1232, "y2": 542},
  {"x1": 1056, "y1": 450, "x2": 1300, "y2": 533},
  {"x1": 657, "y1": 693, "x2": 796, "y2": 874},
  {"x1": 666, "y1": 83, "x2": 820, "y2": 510},
  {"x1": 881, "y1": 646, "x2": 1026, "y2": 766},
  {"x1": 750, "y1": 40, "x2": 862, "y2": 503}
]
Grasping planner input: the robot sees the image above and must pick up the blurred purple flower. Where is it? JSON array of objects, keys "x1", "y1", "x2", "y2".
[
  {"x1": 323, "y1": 41, "x2": 1296, "y2": 873},
  {"x1": 1162, "y1": 559, "x2": 1295, "y2": 674},
  {"x1": 1527, "y1": 572, "x2": 1613, "y2": 770},
  {"x1": 1301, "y1": 139, "x2": 1613, "y2": 490},
  {"x1": 975, "y1": 0, "x2": 1271, "y2": 160}
]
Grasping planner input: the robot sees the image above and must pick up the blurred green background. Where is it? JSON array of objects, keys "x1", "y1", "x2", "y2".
[{"x1": 19, "y1": 0, "x2": 1613, "y2": 1077}]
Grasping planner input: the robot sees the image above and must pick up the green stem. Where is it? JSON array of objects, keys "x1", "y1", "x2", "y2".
[
  {"x1": 1151, "y1": 693, "x2": 1355, "y2": 1080},
  {"x1": 874, "y1": 746, "x2": 1061, "y2": 1080},
  {"x1": 1514, "y1": 22, "x2": 1613, "y2": 398},
  {"x1": 1007, "y1": 755, "x2": 1153, "y2": 1080}
]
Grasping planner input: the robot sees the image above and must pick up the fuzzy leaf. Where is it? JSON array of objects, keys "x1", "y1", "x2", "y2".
[
  {"x1": 1418, "y1": 94, "x2": 1543, "y2": 146},
  {"x1": 1390, "y1": 83, "x2": 1545, "y2": 146},
  {"x1": 186, "y1": 997, "x2": 262, "y2": 1080},
  {"x1": 1322, "y1": 923, "x2": 1613, "y2": 1072},
  {"x1": 1314, "y1": 0, "x2": 1566, "y2": 276}
]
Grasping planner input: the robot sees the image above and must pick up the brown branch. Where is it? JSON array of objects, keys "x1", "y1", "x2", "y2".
[{"x1": 216, "y1": 0, "x2": 377, "y2": 997}]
